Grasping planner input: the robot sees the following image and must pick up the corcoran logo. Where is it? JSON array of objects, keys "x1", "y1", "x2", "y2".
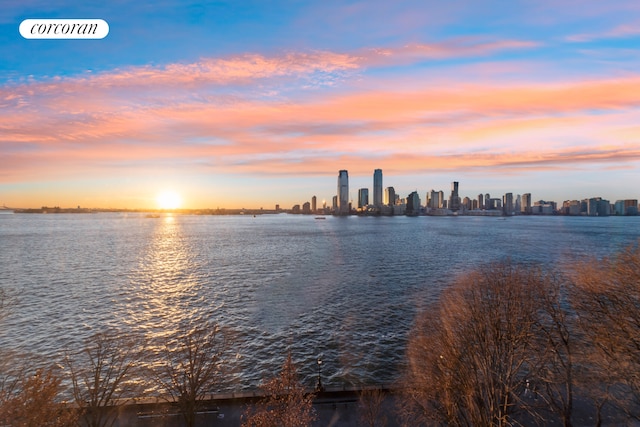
[{"x1": 19, "y1": 19, "x2": 109, "y2": 39}]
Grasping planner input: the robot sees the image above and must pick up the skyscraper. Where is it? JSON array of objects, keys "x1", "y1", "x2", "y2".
[
  {"x1": 521, "y1": 193, "x2": 531, "y2": 214},
  {"x1": 358, "y1": 188, "x2": 369, "y2": 209},
  {"x1": 449, "y1": 181, "x2": 460, "y2": 212},
  {"x1": 373, "y1": 169, "x2": 383, "y2": 208},
  {"x1": 406, "y1": 191, "x2": 421, "y2": 216},
  {"x1": 384, "y1": 187, "x2": 395, "y2": 206},
  {"x1": 503, "y1": 193, "x2": 513, "y2": 215},
  {"x1": 311, "y1": 195, "x2": 317, "y2": 213},
  {"x1": 337, "y1": 170, "x2": 349, "y2": 215}
]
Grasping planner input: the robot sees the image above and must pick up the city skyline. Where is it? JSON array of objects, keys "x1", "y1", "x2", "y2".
[
  {"x1": 2, "y1": 1, "x2": 640, "y2": 209},
  {"x1": 289, "y1": 169, "x2": 638, "y2": 216}
]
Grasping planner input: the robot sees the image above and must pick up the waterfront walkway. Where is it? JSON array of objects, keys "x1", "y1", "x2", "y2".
[
  {"x1": 111, "y1": 386, "x2": 395, "y2": 427},
  {"x1": 106, "y1": 386, "x2": 634, "y2": 427}
]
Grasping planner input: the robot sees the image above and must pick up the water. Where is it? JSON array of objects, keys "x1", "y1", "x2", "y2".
[{"x1": 1, "y1": 213, "x2": 639, "y2": 390}]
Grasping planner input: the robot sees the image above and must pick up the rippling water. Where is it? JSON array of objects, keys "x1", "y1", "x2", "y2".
[{"x1": 1, "y1": 213, "x2": 639, "y2": 390}]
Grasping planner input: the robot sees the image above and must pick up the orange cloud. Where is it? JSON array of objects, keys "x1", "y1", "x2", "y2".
[
  {"x1": 2, "y1": 45, "x2": 640, "y2": 188},
  {"x1": 566, "y1": 21, "x2": 640, "y2": 42}
]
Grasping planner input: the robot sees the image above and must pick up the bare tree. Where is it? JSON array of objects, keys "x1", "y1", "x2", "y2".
[
  {"x1": 358, "y1": 386, "x2": 388, "y2": 427},
  {"x1": 534, "y1": 274, "x2": 579, "y2": 427},
  {"x1": 151, "y1": 321, "x2": 228, "y2": 427},
  {"x1": 241, "y1": 353, "x2": 316, "y2": 427},
  {"x1": 0, "y1": 288, "x2": 8, "y2": 320},
  {"x1": 65, "y1": 331, "x2": 141, "y2": 427},
  {"x1": 0, "y1": 288, "x2": 22, "y2": 421},
  {"x1": 572, "y1": 241, "x2": 640, "y2": 420},
  {"x1": 0, "y1": 366, "x2": 78, "y2": 427},
  {"x1": 402, "y1": 261, "x2": 547, "y2": 426}
]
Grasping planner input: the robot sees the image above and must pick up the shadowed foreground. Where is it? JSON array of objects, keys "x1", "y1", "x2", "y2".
[{"x1": 77, "y1": 386, "x2": 633, "y2": 427}]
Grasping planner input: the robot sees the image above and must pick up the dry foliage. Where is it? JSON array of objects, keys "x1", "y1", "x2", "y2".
[
  {"x1": 572, "y1": 242, "x2": 640, "y2": 420},
  {"x1": 0, "y1": 367, "x2": 78, "y2": 427},
  {"x1": 241, "y1": 353, "x2": 316, "y2": 427},
  {"x1": 402, "y1": 262, "x2": 550, "y2": 426},
  {"x1": 66, "y1": 331, "x2": 142, "y2": 427},
  {"x1": 533, "y1": 273, "x2": 582, "y2": 427},
  {"x1": 151, "y1": 321, "x2": 227, "y2": 427},
  {"x1": 358, "y1": 386, "x2": 388, "y2": 427}
]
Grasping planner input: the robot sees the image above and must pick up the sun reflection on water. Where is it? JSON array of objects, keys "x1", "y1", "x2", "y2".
[{"x1": 126, "y1": 215, "x2": 204, "y2": 344}]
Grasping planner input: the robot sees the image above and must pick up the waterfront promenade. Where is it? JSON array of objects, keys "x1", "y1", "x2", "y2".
[
  {"x1": 108, "y1": 386, "x2": 396, "y2": 427},
  {"x1": 100, "y1": 386, "x2": 633, "y2": 427}
]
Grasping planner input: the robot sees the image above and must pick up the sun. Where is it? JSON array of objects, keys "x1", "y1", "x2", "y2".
[{"x1": 156, "y1": 190, "x2": 182, "y2": 210}]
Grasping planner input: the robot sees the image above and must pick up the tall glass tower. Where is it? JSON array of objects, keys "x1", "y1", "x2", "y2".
[
  {"x1": 373, "y1": 169, "x2": 383, "y2": 207},
  {"x1": 449, "y1": 181, "x2": 460, "y2": 212},
  {"x1": 337, "y1": 170, "x2": 349, "y2": 215}
]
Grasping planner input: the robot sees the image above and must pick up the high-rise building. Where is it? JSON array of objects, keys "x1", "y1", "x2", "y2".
[
  {"x1": 337, "y1": 170, "x2": 349, "y2": 215},
  {"x1": 384, "y1": 186, "x2": 396, "y2": 206},
  {"x1": 449, "y1": 181, "x2": 460, "y2": 212},
  {"x1": 503, "y1": 192, "x2": 513, "y2": 215},
  {"x1": 373, "y1": 169, "x2": 383, "y2": 207},
  {"x1": 428, "y1": 190, "x2": 440, "y2": 209},
  {"x1": 478, "y1": 194, "x2": 484, "y2": 210},
  {"x1": 358, "y1": 188, "x2": 369, "y2": 209},
  {"x1": 311, "y1": 196, "x2": 317, "y2": 213},
  {"x1": 521, "y1": 193, "x2": 531, "y2": 214},
  {"x1": 462, "y1": 197, "x2": 472, "y2": 211},
  {"x1": 406, "y1": 191, "x2": 421, "y2": 216}
]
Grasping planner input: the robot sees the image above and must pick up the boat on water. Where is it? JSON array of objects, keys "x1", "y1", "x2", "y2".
[
  {"x1": 314, "y1": 216, "x2": 326, "y2": 220},
  {"x1": 0, "y1": 206, "x2": 14, "y2": 214}
]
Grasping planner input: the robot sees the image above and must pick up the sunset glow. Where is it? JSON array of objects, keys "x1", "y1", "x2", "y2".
[
  {"x1": 2, "y1": 1, "x2": 640, "y2": 208},
  {"x1": 156, "y1": 191, "x2": 182, "y2": 210}
]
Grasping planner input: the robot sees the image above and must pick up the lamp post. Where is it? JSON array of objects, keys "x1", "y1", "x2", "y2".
[{"x1": 316, "y1": 358, "x2": 323, "y2": 392}]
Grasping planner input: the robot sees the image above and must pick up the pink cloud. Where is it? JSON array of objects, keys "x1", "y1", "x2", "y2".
[
  {"x1": 566, "y1": 22, "x2": 640, "y2": 42},
  {"x1": 357, "y1": 39, "x2": 540, "y2": 66},
  {"x1": 3, "y1": 46, "x2": 640, "y2": 187}
]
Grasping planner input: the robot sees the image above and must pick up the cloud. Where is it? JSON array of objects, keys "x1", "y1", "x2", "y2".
[
  {"x1": 2, "y1": 43, "x2": 640, "y2": 187},
  {"x1": 357, "y1": 38, "x2": 540, "y2": 66},
  {"x1": 566, "y1": 22, "x2": 640, "y2": 42}
]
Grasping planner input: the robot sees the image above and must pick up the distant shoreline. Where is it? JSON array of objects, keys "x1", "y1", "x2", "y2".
[{"x1": 9, "y1": 207, "x2": 639, "y2": 217}]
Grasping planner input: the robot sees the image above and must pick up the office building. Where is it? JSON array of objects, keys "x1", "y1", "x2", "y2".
[
  {"x1": 427, "y1": 190, "x2": 440, "y2": 209},
  {"x1": 373, "y1": 169, "x2": 383, "y2": 207},
  {"x1": 337, "y1": 170, "x2": 349, "y2": 215},
  {"x1": 521, "y1": 193, "x2": 531, "y2": 214},
  {"x1": 358, "y1": 188, "x2": 369, "y2": 209},
  {"x1": 585, "y1": 198, "x2": 609, "y2": 216},
  {"x1": 449, "y1": 181, "x2": 460, "y2": 211},
  {"x1": 614, "y1": 199, "x2": 639, "y2": 215},
  {"x1": 503, "y1": 192, "x2": 513, "y2": 215},
  {"x1": 384, "y1": 186, "x2": 396, "y2": 206},
  {"x1": 311, "y1": 196, "x2": 317, "y2": 213},
  {"x1": 463, "y1": 197, "x2": 472, "y2": 211},
  {"x1": 406, "y1": 191, "x2": 421, "y2": 216}
]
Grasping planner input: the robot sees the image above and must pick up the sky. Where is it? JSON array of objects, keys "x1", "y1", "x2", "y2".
[{"x1": 1, "y1": 0, "x2": 640, "y2": 209}]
